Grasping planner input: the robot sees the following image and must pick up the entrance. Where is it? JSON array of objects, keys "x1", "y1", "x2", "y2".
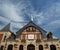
[
  {"x1": 19, "y1": 45, "x2": 23, "y2": 50},
  {"x1": 7, "y1": 44, "x2": 13, "y2": 50},
  {"x1": 39, "y1": 45, "x2": 43, "y2": 50},
  {"x1": 50, "y1": 45, "x2": 56, "y2": 50},
  {"x1": 27, "y1": 44, "x2": 35, "y2": 50}
]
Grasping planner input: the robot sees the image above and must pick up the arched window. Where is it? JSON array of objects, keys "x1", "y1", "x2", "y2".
[
  {"x1": 19, "y1": 45, "x2": 23, "y2": 50},
  {"x1": 27, "y1": 44, "x2": 35, "y2": 50},
  {"x1": 50, "y1": 45, "x2": 56, "y2": 50},
  {"x1": 39, "y1": 45, "x2": 43, "y2": 50},
  {"x1": 0, "y1": 46, "x2": 4, "y2": 50},
  {"x1": 7, "y1": 44, "x2": 13, "y2": 50},
  {"x1": 26, "y1": 26, "x2": 36, "y2": 32}
]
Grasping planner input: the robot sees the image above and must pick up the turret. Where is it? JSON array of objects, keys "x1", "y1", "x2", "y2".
[{"x1": 47, "y1": 32, "x2": 53, "y2": 40}]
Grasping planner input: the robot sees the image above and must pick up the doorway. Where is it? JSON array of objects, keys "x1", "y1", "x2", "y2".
[
  {"x1": 50, "y1": 45, "x2": 56, "y2": 50},
  {"x1": 19, "y1": 45, "x2": 23, "y2": 50},
  {"x1": 27, "y1": 44, "x2": 35, "y2": 50},
  {"x1": 39, "y1": 45, "x2": 43, "y2": 50},
  {"x1": 7, "y1": 44, "x2": 13, "y2": 50}
]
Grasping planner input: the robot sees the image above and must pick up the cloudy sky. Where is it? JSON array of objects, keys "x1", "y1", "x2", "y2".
[{"x1": 0, "y1": 0, "x2": 60, "y2": 39}]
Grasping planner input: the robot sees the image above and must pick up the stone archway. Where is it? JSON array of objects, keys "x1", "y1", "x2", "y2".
[
  {"x1": 7, "y1": 44, "x2": 13, "y2": 50},
  {"x1": 39, "y1": 45, "x2": 43, "y2": 50},
  {"x1": 27, "y1": 44, "x2": 35, "y2": 50},
  {"x1": 19, "y1": 45, "x2": 23, "y2": 50},
  {"x1": 50, "y1": 45, "x2": 56, "y2": 50}
]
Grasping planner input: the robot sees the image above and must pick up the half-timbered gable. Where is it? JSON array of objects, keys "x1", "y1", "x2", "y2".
[{"x1": 16, "y1": 21, "x2": 47, "y2": 40}]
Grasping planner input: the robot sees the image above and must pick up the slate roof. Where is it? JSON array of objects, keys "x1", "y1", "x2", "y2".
[
  {"x1": 1, "y1": 23, "x2": 11, "y2": 32},
  {"x1": 0, "y1": 23, "x2": 15, "y2": 34},
  {"x1": 0, "y1": 23, "x2": 16, "y2": 34},
  {"x1": 16, "y1": 21, "x2": 47, "y2": 38},
  {"x1": 0, "y1": 23, "x2": 16, "y2": 40}
]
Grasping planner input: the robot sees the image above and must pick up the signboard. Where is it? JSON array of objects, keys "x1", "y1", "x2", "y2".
[{"x1": 28, "y1": 34, "x2": 34, "y2": 39}]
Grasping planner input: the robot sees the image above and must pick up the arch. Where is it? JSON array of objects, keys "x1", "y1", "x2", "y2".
[
  {"x1": 0, "y1": 46, "x2": 4, "y2": 50},
  {"x1": 27, "y1": 44, "x2": 35, "y2": 50},
  {"x1": 50, "y1": 45, "x2": 56, "y2": 50},
  {"x1": 19, "y1": 45, "x2": 23, "y2": 50},
  {"x1": 7, "y1": 44, "x2": 13, "y2": 50},
  {"x1": 39, "y1": 45, "x2": 43, "y2": 50}
]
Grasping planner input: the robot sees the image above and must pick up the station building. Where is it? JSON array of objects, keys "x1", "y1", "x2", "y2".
[{"x1": 0, "y1": 21, "x2": 60, "y2": 50}]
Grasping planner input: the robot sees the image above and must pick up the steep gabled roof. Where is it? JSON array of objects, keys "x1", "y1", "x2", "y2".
[
  {"x1": 16, "y1": 21, "x2": 47, "y2": 38},
  {"x1": 0, "y1": 23, "x2": 16, "y2": 40},
  {"x1": 0, "y1": 23, "x2": 15, "y2": 34},
  {"x1": 1, "y1": 23, "x2": 11, "y2": 31}
]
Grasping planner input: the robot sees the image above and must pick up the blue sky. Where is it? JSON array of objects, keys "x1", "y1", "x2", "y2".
[{"x1": 0, "y1": 0, "x2": 60, "y2": 39}]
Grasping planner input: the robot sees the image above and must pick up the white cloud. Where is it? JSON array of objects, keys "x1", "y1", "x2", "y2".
[
  {"x1": 33, "y1": 2, "x2": 60, "y2": 27},
  {"x1": 53, "y1": 36, "x2": 58, "y2": 39},
  {"x1": 11, "y1": 22, "x2": 26, "y2": 32},
  {"x1": 44, "y1": 20, "x2": 60, "y2": 30},
  {"x1": 0, "y1": 0, "x2": 33, "y2": 32},
  {"x1": 41, "y1": 2, "x2": 60, "y2": 30},
  {"x1": 0, "y1": 16, "x2": 10, "y2": 29},
  {"x1": 0, "y1": 16, "x2": 10, "y2": 23},
  {"x1": 1, "y1": 3, "x2": 24, "y2": 22}
]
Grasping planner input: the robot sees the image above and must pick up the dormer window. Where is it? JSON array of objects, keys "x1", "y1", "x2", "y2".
[{"x1": 47, "y1": 32, "x2": 53, "y2": 40}]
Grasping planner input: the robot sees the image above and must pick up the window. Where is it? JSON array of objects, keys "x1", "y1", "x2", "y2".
[
  {"x1": 0, "y1": 46, "x2": 4, "y2": 50},
  {"x1": 37, "y1": 34, "x2": 40, "y2": 39},
  {"x1": 26, "y1": 26, "x2": 36, "y2": 32},
  {"x1": 27, "y1": 44, "x2": 35, "y2": 50},
  {"x1": 7, "y1": 44, "x2": 13, "y2": 50},
  {"x1": 26, "y1": 27, "x2": 30, "y2": 32},
  {"x1": 23, "y1": 34, "x2": 25, "y2": 40},
  {"x1": 19, "y1": 45, "x2": 23, "y2": 50},
  {"x1": 32, "y1": 27, "x2": 36, "y2": 32},
  {"x1": 39, "y1": 45, "x2": 43, "y2": 50},
  {"x1": 50, "y1": 45, "x2": 56, "y2": 50},
  {"x1": 3, "y1": 36, "x2": 6, "y2": 42}
]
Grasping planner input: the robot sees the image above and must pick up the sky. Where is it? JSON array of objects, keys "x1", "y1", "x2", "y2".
[{"x1": 0, "y1": 0, "x2": 60, "y2": 39}]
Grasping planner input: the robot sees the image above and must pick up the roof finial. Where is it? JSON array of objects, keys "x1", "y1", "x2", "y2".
[{"x1": 31, "y1": 15, "x2": 34, "y2": 21}]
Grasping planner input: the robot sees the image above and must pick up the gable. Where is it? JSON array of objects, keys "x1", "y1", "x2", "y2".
[
  {"x1": 16, "y1": 21, "x2": 47, "y2": 38},
  {"x1": 21, "y1": 26, "x2": 42, "y2": 34},
  {"x1": 19, "y1": 26, "x2": 44, "y2": 40}
]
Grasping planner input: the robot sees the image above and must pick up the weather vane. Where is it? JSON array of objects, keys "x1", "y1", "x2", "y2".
[{"x1": 31, "y1": 15, "x2": 34, "y2": 21}]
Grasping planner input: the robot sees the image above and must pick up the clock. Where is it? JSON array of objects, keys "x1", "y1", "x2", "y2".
[{"x1": 28, "y1": 34, "x2": 34, "y2": 39}]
